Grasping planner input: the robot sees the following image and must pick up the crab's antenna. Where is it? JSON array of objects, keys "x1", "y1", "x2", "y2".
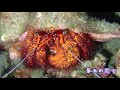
[
  {"x1": 2, "y1": 48, "x2": 35, "y2": 78},
  {"x1": 69, "y1": 51, "x2": 101, "y2": 78},
  {"x1": 63, "y1": 44, "x2": 101, "y2": 78}
]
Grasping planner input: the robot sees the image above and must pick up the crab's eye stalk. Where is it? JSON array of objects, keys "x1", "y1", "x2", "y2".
[
  {"x1": 50, "y1": 49, "x2": 56, "y2": 55},
  {"x1": 63, "y1": 29, "x2": 68, "y2": 35},
  {"x1": 34, "y1": 32, "x2": 39, "y2": 36}
]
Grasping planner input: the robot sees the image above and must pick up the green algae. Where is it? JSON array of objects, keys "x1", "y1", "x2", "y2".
[{"x1": 0, "y1": 51, "x2": 9, "y2": 76}]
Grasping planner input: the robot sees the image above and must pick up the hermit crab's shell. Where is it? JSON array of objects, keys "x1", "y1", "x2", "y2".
[{"x1": 21, "y1": 29, "x2": 50, "y2": 68}]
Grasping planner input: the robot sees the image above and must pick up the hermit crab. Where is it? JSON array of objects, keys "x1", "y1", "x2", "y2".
[
  {"x1": 8, "y1": 25, "x2": 120, "y2": 71},
  {"x1": 11, "y1": 26, "x2": 96, "y2": 69}
]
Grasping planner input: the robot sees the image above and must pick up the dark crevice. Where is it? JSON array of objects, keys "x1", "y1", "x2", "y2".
[{"x1": 86, "y1": 12, "x2": 120, "y2": 24}]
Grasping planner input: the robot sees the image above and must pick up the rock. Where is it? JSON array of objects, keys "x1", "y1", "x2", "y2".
[
  {"x1": 0, "y1": 12, "x2": 30, "y2": 42},
  {"x1": 9, "y1": 42, "x2": 22, "y2": 60},
  {"x1": 14, "y1": 68, "x2": 32, "y2": 78},
  {"x1": 115, "y1": 49, "x2": 120, "y2": 77},
  {"x1": 28, "y1": 12, "x2": 88, "y2": 32}
]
